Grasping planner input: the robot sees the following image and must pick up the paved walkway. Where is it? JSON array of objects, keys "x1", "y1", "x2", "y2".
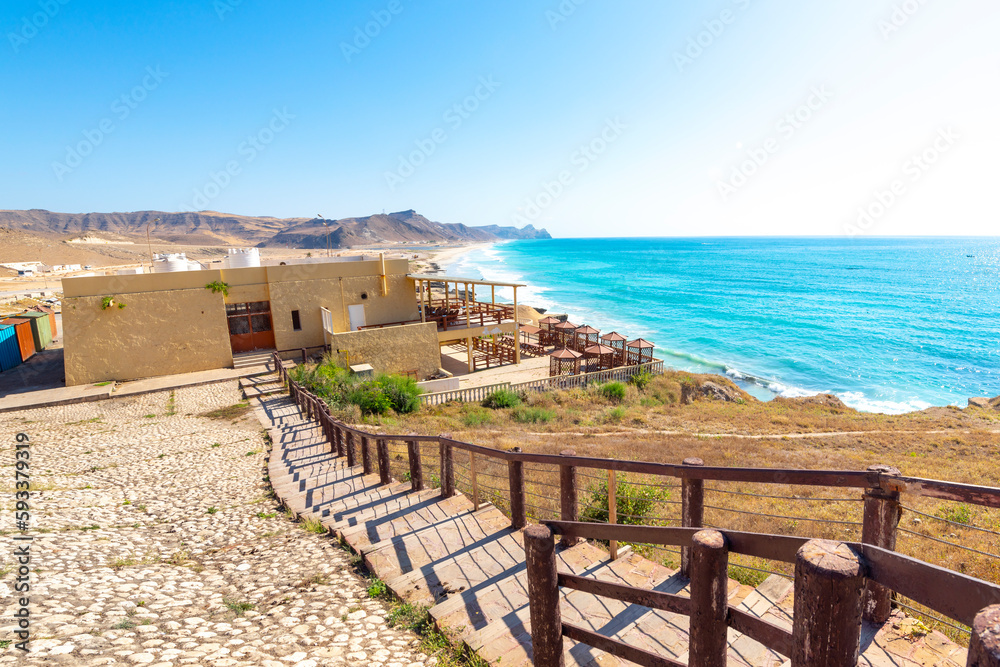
[
  {"x1": 256, "y1": 374, "x2": 970, "y2": 667},
  {"x1": 0, "y1": 365, "x2": 274, "y2": 414},
  {"x1": 0, "y1": 382, "x2": 432, "y2": 666}
]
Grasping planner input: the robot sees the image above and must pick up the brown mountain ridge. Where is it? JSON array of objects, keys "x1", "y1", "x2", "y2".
[{"x1": 0, "y1": 208, "x2": 551, "y2": 249}]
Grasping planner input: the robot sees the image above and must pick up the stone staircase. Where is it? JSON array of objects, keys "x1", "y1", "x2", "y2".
[
  {"x1": 252, "y1": 380, "x2": 969, "y2": 667},
  {"x1": 233, "y1": 350, "x2": 275, "y2": 370}
]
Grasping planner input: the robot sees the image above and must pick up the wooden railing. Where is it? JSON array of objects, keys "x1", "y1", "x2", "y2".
[
  {"x1": 526, "y1": 522, "x2": 1000, "y2": 666},
  {"x1": 272, "y1": 352, "x2": 1000, "y2": 665}
]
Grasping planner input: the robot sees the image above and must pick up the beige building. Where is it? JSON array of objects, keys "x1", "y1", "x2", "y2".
[{"x1": 61, "y1": 256, "x2": 524, "y2": 386}]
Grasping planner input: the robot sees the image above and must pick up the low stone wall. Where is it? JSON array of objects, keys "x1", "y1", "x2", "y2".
[{"x1": 327, "y1": 322, "x2": 439, "y2": 380}]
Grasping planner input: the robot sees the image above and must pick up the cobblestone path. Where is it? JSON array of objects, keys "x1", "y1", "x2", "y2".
[{"x1": 0, "y1": 383, "x2": 432, "y2": 667}]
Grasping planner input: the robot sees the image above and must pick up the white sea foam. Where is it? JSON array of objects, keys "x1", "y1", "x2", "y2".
[{"x1": 836, "y1": 392, "x2": 932, "y2": 415}]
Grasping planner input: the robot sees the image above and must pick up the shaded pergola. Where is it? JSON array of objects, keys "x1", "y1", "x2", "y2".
[
  {"x1": 583, "y1": 343, "x2": 617, "y2": 373},
  {"x1": 573, "y1": 325, "x2": 600, "y2": 352},
  {"x1": 600, "y1": 331, "x2": 628, "y2": 367},
  {"x1": 538, "y1": 316, "x2": 561, "y2": 346},
  {"x1": 627, "y1": 338, "x2": 655, "y2": 365},
  {"x1": 549, "y1": 347, "x2": 583, "y2": 377},
  {"x1": 553, "y1": 321, "x2": 578, "y2": 348},
  {"x1": 518, "y1": 324, "x2": 546, "y2": 357}
]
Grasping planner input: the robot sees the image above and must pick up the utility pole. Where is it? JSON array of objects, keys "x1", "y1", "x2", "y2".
[
  {"x1": 318, "y1": 214, "x2": 330, "y2": 257},
  {"x1": 146, "y1": 217, "x2": 159, "y2": 270}
]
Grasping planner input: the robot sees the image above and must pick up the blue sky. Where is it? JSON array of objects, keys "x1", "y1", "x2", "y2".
[{"x1": 2, "y1": 0, "x2": 998, "y2": 237}]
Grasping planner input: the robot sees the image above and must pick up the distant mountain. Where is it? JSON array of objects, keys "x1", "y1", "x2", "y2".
[
  {"x1": 471, "y1": 223, "x2": 551, "y2": 240},
  {"x1": 0, "y1": 208, "x2": 550, "y2": 248},
  {"x1": 0, "y1": 209, "x2": 293, "y2": 245}
]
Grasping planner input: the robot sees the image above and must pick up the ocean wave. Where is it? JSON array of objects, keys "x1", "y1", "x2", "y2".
[{"x1": 836, "y1": 392, "x2": 933, "y2": 415}]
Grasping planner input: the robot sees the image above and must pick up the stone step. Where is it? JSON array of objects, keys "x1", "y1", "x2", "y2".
[
  {"x1": 338, "y1": 490, "x2": 474, "y2": 548},
  {"x1": 429, "y1": 540, "x2": 610, "y2": 645},
  {"x1": 363, "y1": 504, "x2": 514, "y2": 585}
]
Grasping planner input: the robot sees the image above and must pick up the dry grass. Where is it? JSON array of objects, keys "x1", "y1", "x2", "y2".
[{"x1": 357, "y1": 371, "x2": 1000, "y2": 641}]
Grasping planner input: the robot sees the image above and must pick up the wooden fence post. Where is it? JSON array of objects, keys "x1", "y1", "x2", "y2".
[
  {"x1": 345, "y1": 430, "x2": 355, "y2": 467},
  {"x1": 792, "y1": 539, "x2": 865, "y2": 665},
  {"x1": 689, "y1": 529, "x2": 729, "y2": 667},
  {"x1": 681, "y1": 457, "x2": 705, "y2": 578},
  {"x1": 470, "y1": 452, "x2": 480, "y2": 510},
  {"x1": 524, "y1": 525, "x2": 564, "y2": 667},
  {"x1": 969, "y1": 605, "x2": 1000, "y2": 666},
  {"x1": 335, "y1": 422, "x2": 345, "y2": 457},
  {"x1": 360, "y1": 436, "x2": 372, "y2": 475},
  {"x1": 509, "y1": 448, "x2": 526, "y2": 529},
  {"x1": 440, "y1": 439, "x2": 455, "y2": 499},
  {"x1": 559, "y1": 449, "x2": 578, "y2": 548},
  {"x1": 301, "y1": 348, "x2": 307, "y2": 364},
  {"x1": 377, "y1": 438, "x2": 391, "y2": 486},
  {"x1": 608, "y1": 469, "x2": 618, "y2": 560},
  {"x1": 863, "y1": 464, "x2": 902, "y2": 623},
  {"x1": 407, "y1": 439, "x2": 423, "y2": 491}
]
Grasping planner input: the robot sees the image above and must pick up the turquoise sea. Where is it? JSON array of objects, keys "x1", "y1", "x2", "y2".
[{"x1": 447, "y1": 237, "x2": 1000, "y2": 414}]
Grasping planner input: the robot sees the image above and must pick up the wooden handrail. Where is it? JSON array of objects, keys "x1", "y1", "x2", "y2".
[{"x1": 276, "y1": 364, "x2": 1000, "y2": 665}]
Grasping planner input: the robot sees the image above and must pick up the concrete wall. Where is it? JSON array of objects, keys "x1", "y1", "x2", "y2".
[
  {"x1": 326, "y1": 322, "x2": 439, "y2": 380},
  {"x1": 63, "y1": 287, "x2": 232, "y2": 385}
]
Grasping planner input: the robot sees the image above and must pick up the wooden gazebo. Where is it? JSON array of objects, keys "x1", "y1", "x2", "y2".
[
  {"x1": 553, "y1": 321, "x2": 578, "y2": 348},
  {"x1": 627, "y1": 338, "x2": 655, "y2": 365},
  {"x1": 573, "y1": 325, "x2": 600, "y2": 352},
  {"x1": 538, "y1": 316, "x2": 560, "y2": 345},
  {"x1": 583, "y1": 343, "x2": 616, "y2": 373},
  {"x1": 549, "y1": 347, "x2": 583, "y2": 377},
  {"x1": 600, "y1": 331, "x2": 628, "y2": 367}
]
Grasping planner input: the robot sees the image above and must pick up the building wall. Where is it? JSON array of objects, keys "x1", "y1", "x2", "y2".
[
  {"x1": 61, "y1": 257, "x2": 418, "y2": 385},
  {"x1": 326, "y1": 322, "x2": 440, "y2": 380},
  {"x1": 63, "y1": 287, "x2": 231, "y2": 385}
]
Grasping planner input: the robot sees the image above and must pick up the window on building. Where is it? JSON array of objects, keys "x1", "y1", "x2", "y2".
[{"x1": 291, "y1": 310, "x2": 301, "y2": 331}]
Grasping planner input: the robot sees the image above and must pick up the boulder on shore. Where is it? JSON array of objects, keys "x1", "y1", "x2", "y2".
[{"x1": 968, "y1": 396, "x2": 1000, "y2": 410}]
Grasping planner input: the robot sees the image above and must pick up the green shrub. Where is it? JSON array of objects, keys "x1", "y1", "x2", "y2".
[
  {"x1": 605, "y1": 406, "x2": 627, "y2": 423},
  {"x1": 580, "y1": 475, "x2": 671, "y2": 525},
  {"x1": 462, "y1": 408, "x2": 493, "y2": 427},
  {"x1": 375, "y1": 374, "x2": 422, "y2": 414},
  {"x1": 350, "y1": 385, "x2": 393, "y2": 416},
  {"x1": 937, "y1": 503, "x2": 972, "y2": 525},
  {"x1": 629, "y1": 371, "x2": 653, "y2": 390},
  {"x1": 482, "y1": 388, "x2": 521, "y2": 409},
  {"x1": 600, "y1": 382, "x2": 627, "y2": 403},
  {"x1": 512, "y1": 406, "x2": 555, "y2": 424}
]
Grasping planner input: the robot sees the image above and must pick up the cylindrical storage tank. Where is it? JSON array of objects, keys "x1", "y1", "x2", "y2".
[
  {"x1": 0, "y1": 317, "x2": 37, "y2": 361},
  {"x1": 17, "y1": 312, "x2": 52, "y2": 350},
  {"x1": 225, "y1": 248, "x2": 261, "y2": 269},
  {"x1": 0, "y1": 324, "x2": 22, "y2": 372},
  {"x1": 153, "y1": 253, "x2": 190, "y2": 273}
]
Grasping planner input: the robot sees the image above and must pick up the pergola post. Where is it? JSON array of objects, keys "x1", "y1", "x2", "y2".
[{"x1": 513, "y1": 285, "x2": 520, "y2": 364}]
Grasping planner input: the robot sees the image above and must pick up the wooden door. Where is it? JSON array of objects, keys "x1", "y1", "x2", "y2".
[{"x1": 227, "y1": 302, "x2": 275, "y2": 353}]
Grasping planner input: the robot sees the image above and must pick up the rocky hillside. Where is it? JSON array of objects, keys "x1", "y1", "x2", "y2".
[{"x1": 0, "y1": 208, "x2": 551, "y2": 249}]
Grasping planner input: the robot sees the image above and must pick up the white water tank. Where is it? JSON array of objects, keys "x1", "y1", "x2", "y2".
[
  {"x1": 224, "y1": 248, "x2": 261, "y2": 269},
  {"x1": 153, "y1": 253, "x2": 197, "y2": 272}
]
